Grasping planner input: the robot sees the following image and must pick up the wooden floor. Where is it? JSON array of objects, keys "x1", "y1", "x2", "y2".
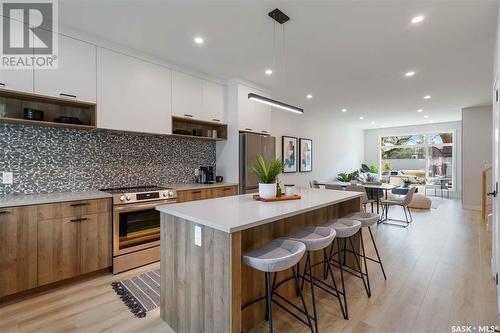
[{"x1": 1, "y1": 198, "x2": 499, "y2": 333}]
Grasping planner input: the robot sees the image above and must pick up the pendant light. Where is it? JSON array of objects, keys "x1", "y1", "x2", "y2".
[{"x1": 248, "y1": 8, "x2": 304, "y2": 114}]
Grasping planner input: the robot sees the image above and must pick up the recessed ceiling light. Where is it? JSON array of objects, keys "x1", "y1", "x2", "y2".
[
  {"x1": 429, "y1": 120, "x2": 435, "y2": 123},
  {"x1": 411, "y1": 15, "x2": 425, "y2": 24},
  {"x1": 424, "y1": 95, "x2": 431, "y2": 99},
  {"x1": 424, "y1": 115, "x2": 429, "y2": 119},
  {"x1": 405, "y1": 71, "x2": 416, "y2": 77},
  {"x1": 265, "y1": 69, "x2": 273, "y2": 75},
  {"x1": 371, "y1": 121, "x2": 375, "y2": 125},
  {"x1": 341, "y1": 108, "x2": 347, "y2": 113},
  {"x1": 359, "y1": 116, "x2": 364, "y2": 120},
  {"x1": 194, "y1": 36, "x2": 204, "y2": 45},
  {"x1": 306, "y1": 94, "x2": 313, "y2": 99},
  {"x1": 417, "y1": 109, "x2": 423, "y2": 113}
]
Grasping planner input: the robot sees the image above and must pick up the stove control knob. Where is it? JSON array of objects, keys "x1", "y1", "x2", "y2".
[
  {"x1": 126, "y1": 195, "x2": 131, "y2": 201},
  {"x1": 119, "y1": 195, "x2": 125, "y2": 201},
  {"x1": 163, "y1": 191, "x2": 168, "y2": 198},
  {"x1": 168, "y1": 191, "x2": 174, "y2": 197}
]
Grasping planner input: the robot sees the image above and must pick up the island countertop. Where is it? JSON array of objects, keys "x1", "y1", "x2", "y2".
[{"x1": 156, "y1": 188, "x2": 363, "y2": 233}]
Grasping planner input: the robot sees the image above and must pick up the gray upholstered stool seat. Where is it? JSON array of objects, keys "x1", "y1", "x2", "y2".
[
  {"x1": 323, "y1": 218, "x2": 361, "y2": 238},
  {"x1": 242, "y1": 239, "x2": 306, "y2": 273},
  {"x1": 287, "y1": 226, "x2": 336, "y2": 251},
  {"x1": 344, "y1": 212, "x2": 379, "y2": 228}
]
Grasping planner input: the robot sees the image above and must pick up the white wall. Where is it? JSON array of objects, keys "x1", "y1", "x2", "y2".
[
  {"x1": 272, "y1": 109, "x2": 364, "y2": 187},
  {"x1": 364, "y1": 121, "x2": 462, "y2": 197},
  {"x1": 462, "y1": 106, "x2": 493, "y2": 210}
]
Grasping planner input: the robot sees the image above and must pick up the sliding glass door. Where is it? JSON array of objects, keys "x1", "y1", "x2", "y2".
[{"x1": 380, "y1": 132, "x2": 454, "y2": 188}]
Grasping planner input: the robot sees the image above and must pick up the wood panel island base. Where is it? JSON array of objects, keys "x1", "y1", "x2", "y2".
[{"x1": 157, "y1": 189, "x2": 362, "y2": 333}]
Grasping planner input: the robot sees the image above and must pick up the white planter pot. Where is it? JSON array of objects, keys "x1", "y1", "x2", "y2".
[{"x1": 259, "y1": 183, "x2": 277, "y2": 199}]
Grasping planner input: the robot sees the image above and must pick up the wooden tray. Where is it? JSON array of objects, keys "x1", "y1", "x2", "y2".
[{"x1": 253, "y1": 194, "x2": 302, "y2": 202}]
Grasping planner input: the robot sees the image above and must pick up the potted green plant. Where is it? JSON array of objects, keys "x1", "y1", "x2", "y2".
[{"x1": 252, "y1": 155, "x2": 284, "y2": 198}]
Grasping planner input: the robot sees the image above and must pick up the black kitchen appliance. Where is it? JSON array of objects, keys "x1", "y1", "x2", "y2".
[
  {"x1": 207, "y1": 166, "x2": 215, "y2": 184},
  {"x1": 23, "y1": 108, "x2": 44, "y2": 121},
  {"x1": 198, "y1": 167, "x2": 208, "y2": 184}
]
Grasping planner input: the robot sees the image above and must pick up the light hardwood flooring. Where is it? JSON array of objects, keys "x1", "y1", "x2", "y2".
[{"x1": 1, "y1": 198, "x2": 499, "y2": 333}]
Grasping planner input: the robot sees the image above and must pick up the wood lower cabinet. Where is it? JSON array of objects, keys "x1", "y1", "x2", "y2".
[
  {"x1": 176, "y1": 185, "x2": 238, "y2": 203},
  {"x1": 38, "y1": 211, "x2": 111, "y2": 286},
  {"x1": 0, "y1": 198, "x2": 111, "y2": 297},
  {"x1": 0, "y1": 206, "x2": 38, "y2": 297}
]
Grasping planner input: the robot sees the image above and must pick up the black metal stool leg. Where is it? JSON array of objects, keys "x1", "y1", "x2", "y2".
[
  {"x1": 324, "y1": 248, "x2": 347, "y2": 319},
  {"x1": 359, "y1": 229, "x2": 371, "y2": 297},
  {"x1": 306, "y1": 252, "x2": 319, "y2": 333},
  {"x1": 368, "y1": 226, "x2": 387, "y2": 280},
  {"x1": 292, "y1": 266, "x2": 314, "y2": 333},
  {"x1": 337, "y1": 240, "x2": 348, "y2": 320},
  {"x1": 348, "y1": 236, "x2": 369, "y2": 297},
  {"x1": 265, "y1": 272, "x2": 273, "y2": 332}
]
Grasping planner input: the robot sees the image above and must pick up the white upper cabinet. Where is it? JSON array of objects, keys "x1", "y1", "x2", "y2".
[
  {"x1": 97, "y1": 48, "x2": 172, "y2": 135},
  {"x1": 172, "y1": 71, "x2": 203, "y2": 119},
  {"x1": 0, "y1": 68, "x2": 33, "y2": 94},
  {"x1": 0, "y1": 18, "x2": 33, "y2": 93},
  {"x1": 34, "y1": 33, "x2": 96, "y2": 103},
  {"x1": 202, "y1": 80, "x2": 225, "y2": 123},
  {"x1": 238, "y1": 84, "x2": 271, "y2": 134}
]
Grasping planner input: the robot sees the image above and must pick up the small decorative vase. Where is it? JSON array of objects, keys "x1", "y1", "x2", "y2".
[{"x1": 259, "y1": 183, "x2": 277, "y2": 199}]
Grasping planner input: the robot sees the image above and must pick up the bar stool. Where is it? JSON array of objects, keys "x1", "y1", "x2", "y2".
[
  {"x1": 242, "y1": 239, "x2": 314, "y2": 333},
  {"x1": 287, "y1": 226, "x2": 344, "y2": 331},
  {"x1": 344, "y1": 212, "x2": 387, "y2": 297},
  {"x1": 322, "y1": 218, "x2": 365, "y2": 320}
]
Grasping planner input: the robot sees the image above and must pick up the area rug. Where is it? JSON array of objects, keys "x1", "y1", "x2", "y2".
[{"x1": 111, "y1": 269, "x2": 160, "y2": 318}]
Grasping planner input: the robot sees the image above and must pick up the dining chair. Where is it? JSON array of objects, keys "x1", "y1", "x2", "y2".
[
  {"x1": 380, "y1": 187, "x2": 416, "y2": 227},
  {"x1": 309, "y1": 180, "x2": 320, "y2": 189},
  {"x1": 345, "y1": 185, "x2": 374, "y2": 213}
]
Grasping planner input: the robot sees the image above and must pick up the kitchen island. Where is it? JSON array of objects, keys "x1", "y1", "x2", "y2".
[{"x1": 156, "y1": 188, "x2": 363, "y2": 333}]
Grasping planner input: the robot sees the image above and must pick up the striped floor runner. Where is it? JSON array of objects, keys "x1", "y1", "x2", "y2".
[{"x1": 111, "y1": 269, "x2": 160, "y2": 318}]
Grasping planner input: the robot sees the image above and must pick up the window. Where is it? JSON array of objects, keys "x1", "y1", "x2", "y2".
[{"x1": 380, "y1": 132, "x2": 454, "y2": 188}]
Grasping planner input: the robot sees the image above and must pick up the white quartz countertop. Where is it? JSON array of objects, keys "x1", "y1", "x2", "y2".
[
  {"x1": 156, "y1": 188, "x2": 362, "y2": 233},
  {"x1": 0, "y1": 191, "x2": 112, "y2": 208}
]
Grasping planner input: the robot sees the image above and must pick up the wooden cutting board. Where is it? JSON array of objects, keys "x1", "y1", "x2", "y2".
[{"x1": 252, "y1": 194, "x2": 302, "y2": 202}]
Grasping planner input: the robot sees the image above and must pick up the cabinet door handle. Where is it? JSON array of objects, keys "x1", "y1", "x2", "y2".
[
  {"x1": 60, "y1": 93, "x2": 77, "y2": 99},
  {"x1": 212, "y1": 118, "x2": 220, "y2": 122},
  {"x1": 223, "y1": 188, "x2": 232, "y2": 191},
  {"x1": 191, "y1": 190, "x2": 202, "y2": 194},
  {"x1": 70, "y1": 203, "x2": 89, "y2": 207},
  {"x1": 70, "y1": 218, "x2": 88, "y2": 222},
  {"x1": 184, "y1": 114, "x2": 194, "y2": 118},
  {"x1": 245, "y1": 128, "x2": 253, "y2": 131},
  {"x1": 0, "y1": 210, "x2": 10, "y2": 214}
]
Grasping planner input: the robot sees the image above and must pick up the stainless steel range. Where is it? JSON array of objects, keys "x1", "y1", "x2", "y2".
[{"x1": 100, "y1": 186, "x2": 177, "y2": 273}]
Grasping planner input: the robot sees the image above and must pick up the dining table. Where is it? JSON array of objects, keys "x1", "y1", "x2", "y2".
[{"x1": 317, "y1": 182, "x2": 398, "y2": 214}]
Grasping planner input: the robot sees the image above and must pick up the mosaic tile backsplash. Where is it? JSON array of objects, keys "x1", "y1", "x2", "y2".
[{"x1": 0, "y1": 124, "x2": 216, "y2": 195}]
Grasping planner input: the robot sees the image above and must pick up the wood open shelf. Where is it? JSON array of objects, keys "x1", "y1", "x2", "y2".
[
  {"x1": 0, "y1": 89, "x2": 97, "y2": 130},
  {"x1": 172, "y1": 116, "x2": 227, "y2": 141}
]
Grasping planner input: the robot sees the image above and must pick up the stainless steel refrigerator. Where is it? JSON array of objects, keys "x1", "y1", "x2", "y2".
[{"x1": 239, "y1": 132, "x2": 276, "y2": 194}]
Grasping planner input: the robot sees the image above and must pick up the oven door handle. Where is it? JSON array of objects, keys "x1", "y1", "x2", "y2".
[{"x1": 113, "y1": 200, "x2": 175, "y2": 212}]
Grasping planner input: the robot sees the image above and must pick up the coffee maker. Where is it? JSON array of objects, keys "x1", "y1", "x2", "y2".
[{"x1": 197, "y1": 166, "x2": 215, "y2": 184}]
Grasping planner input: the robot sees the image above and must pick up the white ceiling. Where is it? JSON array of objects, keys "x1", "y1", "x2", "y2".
[{"x1": 58, "y1": 0, "x2": 498, "y2": 129}]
